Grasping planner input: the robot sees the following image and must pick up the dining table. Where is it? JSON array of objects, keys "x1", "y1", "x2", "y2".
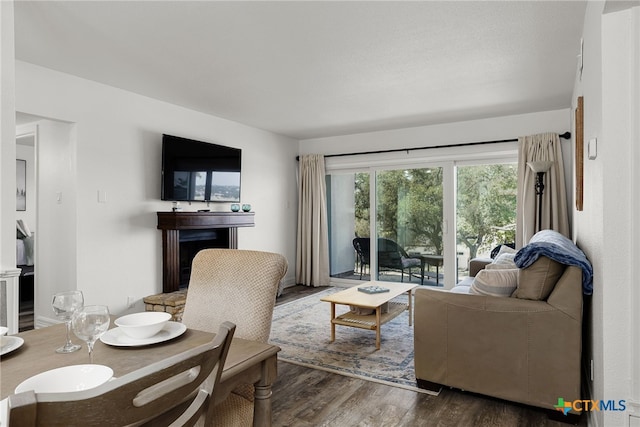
[{"x1": 0, "y1": 320, "x2": 280, "y2": 427}]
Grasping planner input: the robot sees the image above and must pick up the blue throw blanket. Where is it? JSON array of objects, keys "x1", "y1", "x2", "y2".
[{"x1": 514, "y1": 230, "x2": 593, "y2": 295}]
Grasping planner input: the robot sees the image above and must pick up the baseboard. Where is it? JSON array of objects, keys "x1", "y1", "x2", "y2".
[{"x1": 35, "y1": 315, "x2": 59, "y2": 329}]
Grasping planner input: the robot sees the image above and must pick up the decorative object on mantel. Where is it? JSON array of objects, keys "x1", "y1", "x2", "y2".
[
  {"x1": 230, "y1": 203, "x2": 240, "y2": 212},
  {"x1": 172, "y1": 201, "x2": 183, "y2": 212},
  {"x1": 527, "y1": 161, "x2": 554, "y2": 232},
  {"x1": 242, "y1": 204, "x2": 251, "y2": 212}
]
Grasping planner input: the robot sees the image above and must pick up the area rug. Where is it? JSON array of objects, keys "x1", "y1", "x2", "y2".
[{"x1": 270, "y1": 287, "x2": 439, "y2": 395}]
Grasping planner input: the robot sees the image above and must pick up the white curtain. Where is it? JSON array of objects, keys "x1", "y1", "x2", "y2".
[
  {"x1": 516, "y1": 132, "x2": 570, "y2": 247},
  {"x1": 296, "y1": 154, "x2": 330, "y2": 287}
]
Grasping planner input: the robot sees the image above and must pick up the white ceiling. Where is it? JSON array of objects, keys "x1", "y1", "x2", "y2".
[{"x1": 14, "y1": 1, "x2": 587, "y2": 140}]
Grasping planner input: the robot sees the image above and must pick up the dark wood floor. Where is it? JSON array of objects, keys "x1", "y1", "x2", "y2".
[{"x1": 271, "y1": 286, "x2": 585, "y2": 427}]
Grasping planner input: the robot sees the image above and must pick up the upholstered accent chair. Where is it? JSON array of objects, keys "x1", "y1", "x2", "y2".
[
  {"x1": 182, "y1": 249, "x2": 288, "y2": 427},
  {"x1": 6, "y1": 322, "x2": 236, "y2": 427}
]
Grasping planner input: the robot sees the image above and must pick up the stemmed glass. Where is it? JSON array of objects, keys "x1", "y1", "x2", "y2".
[
  {"x1": 51, "y1": 290, "x2": 84, "y2": 353},
  {"x1": 71, "y1": 305, "x2": 110, "y2": 364}
]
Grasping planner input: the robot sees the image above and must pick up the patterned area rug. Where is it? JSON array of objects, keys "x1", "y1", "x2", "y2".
[{"x1": 270, "y1": 287, "x2": 439, "y2": 395}]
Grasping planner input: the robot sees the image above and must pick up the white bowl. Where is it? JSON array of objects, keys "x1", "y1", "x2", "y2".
[
  {"x1": 114, "y1": 312, "x2": 171, "y2": 340},
  {"x1": 15, "y1": 364, "x2": 113, "y2": 394}
]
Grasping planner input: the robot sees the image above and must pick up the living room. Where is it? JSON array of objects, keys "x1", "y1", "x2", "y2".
[{"x1": 1, "y1": 1, "x2": 639, "y2": 426}]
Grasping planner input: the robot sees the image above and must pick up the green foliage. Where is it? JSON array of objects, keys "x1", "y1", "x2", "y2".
[
  {"x1": 456, "y1": 164, "x2": 517, "y2": 258},
  {"x1": 375, "y1": 168, "x2": 443, "y2": 253},
  {"x1": 354, "y1": 173, "x2": 370, "y2": 238},
  {"x1": 352, "y1": 164, "x2": 517, "y2": 260}
]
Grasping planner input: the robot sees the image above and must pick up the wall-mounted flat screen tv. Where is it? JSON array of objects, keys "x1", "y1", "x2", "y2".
[{"x1": 161, "y1": 134, "x2": 241, "y2": 203}]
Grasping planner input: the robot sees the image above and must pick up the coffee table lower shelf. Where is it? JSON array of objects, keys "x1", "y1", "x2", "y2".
[{"x1": 332, "y1": 301, "x2": 407, "y2": 330}]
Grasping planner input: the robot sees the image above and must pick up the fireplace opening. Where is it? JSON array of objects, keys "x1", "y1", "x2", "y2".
[{"x1": 178, "y1": 229, "x2": 230, "y2": 289}]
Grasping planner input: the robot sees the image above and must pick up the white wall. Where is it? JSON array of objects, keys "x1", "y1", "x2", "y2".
[
  {"x1": 31, "y1": 119, "x2": 78, "y2": 323},
  {"x1": 328, "y1": 174, "x2": 356, "y2": 275},
  {"x1": 299, "y1": 109, "x2": 571, "y2": 157},
  {"x1": 0, "y1": 0, "x2": 19, "y2": 332},
  {"x1": 573, "y1": 2, "x2": 640, "y2": 425},
  {"x1": 15, "y1": 61, "x2": 298, "y2": 321},
  {"x1": 601, "y1": 4, "x2": 640, "y2": 425}
]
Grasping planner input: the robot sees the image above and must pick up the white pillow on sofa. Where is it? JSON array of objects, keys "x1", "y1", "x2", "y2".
[
  {"x1": 492, "y1": 253, "x2": 517, "y2": 268},
  {"x1": 485, "y1": 263, "x2": 516, "y2": 270},
  {"x1": 470, "y1": 268, "x2": 519, "y2": 297}
]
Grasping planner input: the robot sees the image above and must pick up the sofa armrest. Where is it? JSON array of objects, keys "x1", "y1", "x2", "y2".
[
  {"x1": 468, "y1": 257, "x2": 492, "y2": 277},
  {"x1": 546, "y1": 265, "x2": 583, "y2": 321}
]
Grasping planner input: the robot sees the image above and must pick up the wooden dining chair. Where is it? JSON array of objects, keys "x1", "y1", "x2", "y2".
[
  {"x1": 6, "y1": 322, "x2": 236, "y2": 427},
  {"x1": 182, "y1": 249, "x2": 288, "y2": 426}
]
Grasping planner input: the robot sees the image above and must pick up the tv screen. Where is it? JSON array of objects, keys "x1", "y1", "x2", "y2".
[{"x1": 161, "y1": 134, "x2": 241, "y2": 203}]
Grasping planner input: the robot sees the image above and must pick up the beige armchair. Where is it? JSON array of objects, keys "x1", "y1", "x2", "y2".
[
  {"x1": 414, "y1": 258, "x2": 583, "y2": 414},
  {"x1": 182, "y1": 249, "x2": 288, "y2": 426}
]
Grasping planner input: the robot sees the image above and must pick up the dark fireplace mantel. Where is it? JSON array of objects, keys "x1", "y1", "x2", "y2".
[{"x1": 157, "y1": 211, "x2": 255, "y2": 293}]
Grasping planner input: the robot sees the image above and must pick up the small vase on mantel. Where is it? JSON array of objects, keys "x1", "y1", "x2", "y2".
[
  {"x1": 242, "y1": 204, "x2": 251, "y2": 212},
  {"x1": 230, "y1": 204, "x2": 240, "y2": 212}
]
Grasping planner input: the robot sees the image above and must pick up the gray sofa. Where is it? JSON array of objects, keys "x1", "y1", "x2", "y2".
[{"x1": 414, "y1": 241, "x2": 585, "y2": 413}]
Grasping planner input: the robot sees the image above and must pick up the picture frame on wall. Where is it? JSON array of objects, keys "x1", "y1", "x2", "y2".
[
  {"x1": 575, "y1": 96, "x2": 584, "y2": 211},
  {"x1": 17, "y1": 159, "x2": 26, "y2": 211}
]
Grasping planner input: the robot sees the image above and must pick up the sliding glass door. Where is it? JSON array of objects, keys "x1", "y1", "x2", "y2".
[
  {"x1": 327, "y1": 158, "x2": 517, "y2": 287},
  {"x1": 327, "y1": 167, "x2": 444, "y2": 285},
  {"x1": 375, "y1": 168, "x2": 443, "y2": 285}
]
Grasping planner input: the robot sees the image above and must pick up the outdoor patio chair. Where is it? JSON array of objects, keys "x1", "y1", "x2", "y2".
[{"x1": 352, "y1": 237, "x2": 421, "y2": 282}]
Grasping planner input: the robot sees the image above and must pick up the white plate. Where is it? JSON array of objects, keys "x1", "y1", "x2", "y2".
[
  {"x1": 100, "y1": 321, "x2": 187, "y2": 347},
  {"x1": 15, "y1": 364, "x2": 113, "y2": 394},
  {"x1": 0, "y1": 336, "x2": 24, "y2": 357}
]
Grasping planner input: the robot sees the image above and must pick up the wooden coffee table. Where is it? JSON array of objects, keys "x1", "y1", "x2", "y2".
[{"x1": 320, "y1": 281, "x2": 418, "y2": 350}]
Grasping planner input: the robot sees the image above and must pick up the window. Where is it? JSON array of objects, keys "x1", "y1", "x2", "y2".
[
  {"x1": 455, "y1": 163, "x2": 517, "y2": 280},
  {"x1": 326, "y1": 150, "x2": 517, "y2": 288}
]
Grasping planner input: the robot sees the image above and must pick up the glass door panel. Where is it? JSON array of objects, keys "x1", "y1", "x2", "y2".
[
  {"x1": 455, "y1": 163, "x2": 517, "y2": 280},
  {"x1": 375, "y1": 168, "x2": 443, "y2": 285},
  {"x1": 327, "y1": 172, "x2": 371, "y2": 281}
]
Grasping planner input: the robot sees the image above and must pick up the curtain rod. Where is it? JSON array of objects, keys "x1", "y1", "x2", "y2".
[{"x1": 296, "y1": 131, "x2": 571, "y2": 161}]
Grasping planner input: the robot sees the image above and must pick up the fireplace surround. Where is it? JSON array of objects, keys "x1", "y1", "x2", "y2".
[{"x1": 157, "y1": 211, "x2": 255, "y2": 293}]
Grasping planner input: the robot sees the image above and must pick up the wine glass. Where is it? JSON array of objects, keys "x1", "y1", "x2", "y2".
[
  {"x1": 51, "y1": 290, "x2": 84, "y2": 353},
  {"x1": 71, "y1": 305, "x2": 110, "y2": 364}
]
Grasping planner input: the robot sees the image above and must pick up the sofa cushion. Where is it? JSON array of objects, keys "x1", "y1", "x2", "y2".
[
  {"x1": 513, "y1": 256, "x2": 564, "y2": 300},
  {"x1": 495, "y1": 244, "x2": 517, "y2": 258},
  {"x1": 470, "y1": 268, "x2": 519, "y2": 297},
  {"x1": 485, "y1": 263, "x2": 517, "y2": 270},
  {"x1": 492, "y1": 252, "x2": 517, "y2": 268}
]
